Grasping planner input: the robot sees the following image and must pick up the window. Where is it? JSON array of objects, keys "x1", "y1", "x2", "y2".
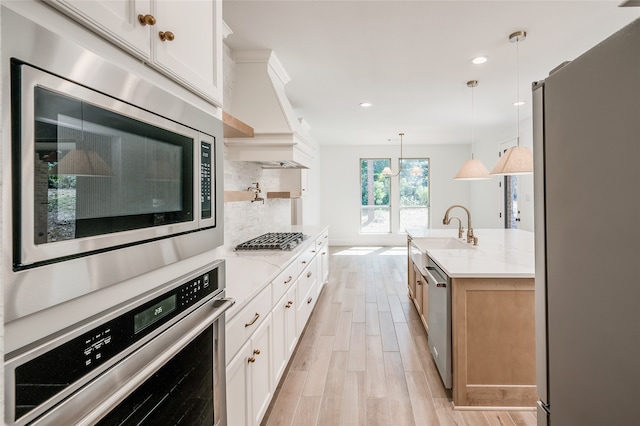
[
  {"x1": 360, "y1": 159, "x2": 390, "y2": 233},
  {"x1": 398, "y1": 158, "x2": 429, "y2": 232}
]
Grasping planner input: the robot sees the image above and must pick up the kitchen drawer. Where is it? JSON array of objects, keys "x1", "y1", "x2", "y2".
[
  {"x1": 297, "y1": 243, "x2": 318, "y2": 276},
  {"x1": 315, "y1": 230, "x2": 328, "y2": 248},
  {"x1": 297, "y1": 257, "x2": 317, "y2": 306},
  {"x1": 226, "y1": 284, "x2": 272, "y2": 362},
  {"x1": 272, "y1": 260, "x2": 298, "y2": 305}
]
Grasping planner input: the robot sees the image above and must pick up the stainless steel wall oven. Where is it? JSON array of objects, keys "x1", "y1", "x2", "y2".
[{"x1": 4, "y1": 261, "x2": 233, "y2": 425}]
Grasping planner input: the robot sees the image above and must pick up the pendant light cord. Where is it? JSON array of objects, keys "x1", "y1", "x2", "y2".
[
  {"x1": 471, "y1": 84, "x2": 475, "y2": 159},
  {"x1": 516, "y1": 37, "x2": 520, "y2": 147}
]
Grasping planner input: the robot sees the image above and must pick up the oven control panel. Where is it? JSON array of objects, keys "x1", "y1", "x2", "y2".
[{"x1": 12, "y1": 267, "x2": 221, "y2": 421}]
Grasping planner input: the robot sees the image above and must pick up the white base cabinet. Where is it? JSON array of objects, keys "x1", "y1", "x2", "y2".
[
  {"x1": 225, "y1": 228, "x2": 329, "y2": 426},
  {"x1": 226, "y1": 315, "x2": 273, "y2": 426}
]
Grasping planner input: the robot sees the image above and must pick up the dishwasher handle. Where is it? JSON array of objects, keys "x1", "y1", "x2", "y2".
[{"x1": 424, "y1": 266, "x2": 447, "y2": 288}]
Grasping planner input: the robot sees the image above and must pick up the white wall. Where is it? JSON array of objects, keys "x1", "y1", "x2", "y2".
[
  {"x1": 320, "y1": 143, "x2": 471, "y2": 246},
  {"x1": 469, "y1": 116, "x2": 534, "y2": 232}
]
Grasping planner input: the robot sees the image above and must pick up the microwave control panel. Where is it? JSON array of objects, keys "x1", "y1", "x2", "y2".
[{"x1": 200, "y1": 141, "x2": 212, "y2": 219}]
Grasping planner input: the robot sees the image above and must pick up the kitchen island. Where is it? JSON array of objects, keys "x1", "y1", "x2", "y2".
[{"x1": 406, "y1": 228, "x2": 536, "y2": 409}]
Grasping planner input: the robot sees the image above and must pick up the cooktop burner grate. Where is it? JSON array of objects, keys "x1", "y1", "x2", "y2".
[{"x1": 235, "y1": 232, "x2": 307, "y2": 251}]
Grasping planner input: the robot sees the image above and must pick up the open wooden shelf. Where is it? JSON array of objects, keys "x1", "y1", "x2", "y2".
[
  {"x1": 267, "y1": 191, "x2": 302, "y2": 199},
  {"x1": 224, "y1": 190, "x2": 255, "y2": 202},
  {"x1": 223, "y1": 111, "x2": 254, "y2": 138}
]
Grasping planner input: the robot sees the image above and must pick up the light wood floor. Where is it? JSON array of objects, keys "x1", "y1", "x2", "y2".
[{"x1": 262, "y1": 246, "x2": 538, "y2": 426}]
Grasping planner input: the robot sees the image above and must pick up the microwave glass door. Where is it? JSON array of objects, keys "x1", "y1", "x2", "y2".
[
  {"x1": 16, "y1": 64, "x2": 205, "y2": 268},
  {"x1": 33, "y1": 87, "x2": 194, "y2": 243}
]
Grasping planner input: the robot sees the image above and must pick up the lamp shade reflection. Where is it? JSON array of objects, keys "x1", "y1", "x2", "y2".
[{"x1": 51, "y1": 150, "x2": 114, "y2": 177}]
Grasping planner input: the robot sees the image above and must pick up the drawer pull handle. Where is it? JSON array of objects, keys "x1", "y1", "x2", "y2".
[
  {"x1": 286, "y1": 301, "x2": 293, "y2": 308},
  {"x1": 307, "y1": 271, "x2": 312, "y2": 278},
  {"x1": 307, "y1": 297, "x2": 313, "y2": 304},
  {"x1": 312, "y1": 250, "x2": 316, "y2": 253},
  {"x1": 301, "y1": 260, "x2": 307, "y2": 264},
  {"x1": 284, "y1": 276, "x2": 292, "y2": 284},
  {"x1": 322, "y1": 252, "x2": 327, "y2": 255},
  {"x1": 248, "y1": 357, "x2": 256, "y2": 363},
  {"x1": 244, "y1": 312, "x2": 260, "y2": 327},
  {"x1": 253, "y1": 349, "x2": 261, "y2": 356}
]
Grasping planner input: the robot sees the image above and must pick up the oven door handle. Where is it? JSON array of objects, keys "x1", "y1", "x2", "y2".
[{"x1": 65, "y1": 297, "x2": 235, "y2": 426}]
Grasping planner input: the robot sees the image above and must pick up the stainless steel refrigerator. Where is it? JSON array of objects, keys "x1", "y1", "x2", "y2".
[{"x1": 533, "y1": 18, "x2": 640, "y2": 426}]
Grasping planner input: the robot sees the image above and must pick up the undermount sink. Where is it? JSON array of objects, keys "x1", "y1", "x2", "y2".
[{"x1": 416, "y1": 237, "x2": 474, "y2": 250}]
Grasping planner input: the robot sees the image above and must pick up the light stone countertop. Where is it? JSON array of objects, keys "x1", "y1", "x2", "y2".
[
  {"x1": 406, "y1": 228, "x2": 535, "y2": 278},
  {"x1": 220, "y1": 226, "x2": 328, "y2": 319}
]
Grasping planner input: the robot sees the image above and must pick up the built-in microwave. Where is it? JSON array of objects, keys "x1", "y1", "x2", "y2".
[
  {"x1": 1, "y1": 6, "x2": 224, "y2": 330},
  {"x1": 13, "y1": 62, "x2": 217, "y2": 268}
]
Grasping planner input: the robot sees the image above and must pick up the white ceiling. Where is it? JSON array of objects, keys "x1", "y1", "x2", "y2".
[{"x1": 222, "y1": 1, "x2": 639, "y2": 146}]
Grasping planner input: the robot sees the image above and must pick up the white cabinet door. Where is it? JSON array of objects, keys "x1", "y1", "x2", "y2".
[
  {"x1": 284, "y1": 286, "x2": 298, "y2": 356},
  {"x1": 250, "y1": 315, "x2": 272, "y2": 426},
  {"x1": 45, "y1": 0, "x2": 223, "y2": 106},
  {"x1": 226, "y1": 340, "x2": 251, "y2": 426},
  {"x1": 153, "y1": 0, "x2": 222, "y2": 105},
  {"x1": 271, "y1": 285, "x2": 298, "y2": 385},
  {"x1": 46, "y1": 0, "x2": 152, "y2": 60}
]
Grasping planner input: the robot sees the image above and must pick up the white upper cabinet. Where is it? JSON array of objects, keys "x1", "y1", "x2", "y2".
[{"x1": 45, "y1": 0, "x2": 223, "y2": 107}]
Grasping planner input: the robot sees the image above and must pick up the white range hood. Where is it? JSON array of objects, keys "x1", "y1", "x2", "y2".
[{"x1": 225, "y1": 50, "x2": 313, "y2": 169}]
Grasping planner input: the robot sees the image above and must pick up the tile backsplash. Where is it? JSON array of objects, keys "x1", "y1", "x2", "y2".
[{"x1": 222, "y1": 150, "x2": 291, "y2": 250}]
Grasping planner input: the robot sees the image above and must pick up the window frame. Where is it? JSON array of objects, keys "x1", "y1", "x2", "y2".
[
  {"x1": 397, "y1": 157, "x2": 430, "y2": 234},
  {"x1": 359, "y1": 158, "x2": 391, "y2": 234}
]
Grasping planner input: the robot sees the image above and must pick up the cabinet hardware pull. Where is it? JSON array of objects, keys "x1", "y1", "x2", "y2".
[
  {"x1": 307, "y1": 271, "x2": 312, "y2": 278},
  {"x1": 301, "y1": 260, "x2": 307, "y2": 264},
  {"x1": 307, "y1": 297, "x2": 313, "y2": 304},
  {"x1": 253, "y1": 349, "x2": 261, "y2": 355},
  {"x1": 312, "y1": 250, "x2": 316, "y2": 253},
  {"x1": 159, "y1": 31, "x2": 175, "y2": 42},
  {"x1": 322, "y1": 252, "x2": 326, "y2": 255},
  {"x1": 137, "y1": 14, "x2": 156, "y2": 26},
  {"x1": 244, "y1": 312, "x2": 260, "y2": 327},
  {"x1": 247, "y1": 357, "x2": 256, "y2": 363},
  {"x1": 284, "y1": 276, "x2": 292, "y2": 284},
  {"x1": 286, "y1": 301, "x2": 293, "y2": 308}
]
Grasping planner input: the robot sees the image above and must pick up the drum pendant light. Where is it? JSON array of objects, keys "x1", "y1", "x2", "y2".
[
  {"x1": 491, "y1": 30, "x2": 534, "y2": 175},
  {"x1": 454, "y1": 80, "x2": 490, "y2": 180}
]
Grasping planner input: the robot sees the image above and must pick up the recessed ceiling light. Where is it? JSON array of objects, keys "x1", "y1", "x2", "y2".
[
  {"x1": 472, "y1": 56, "x2": 488, "y2": 65},
  {"x1": 360, "y1": 102, "x2": 372, "y2": 108},
  {"x1": 513, "y1": 101, "x2": 525, "y2": 106}
]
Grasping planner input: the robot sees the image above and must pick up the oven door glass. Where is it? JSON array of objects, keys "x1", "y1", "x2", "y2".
[
  {"x1": 96, "y1": 325, "x2": 219, "y2": 426},
  {"x1": 16, "y1": 64, "x2": 202, "y2": 267}
]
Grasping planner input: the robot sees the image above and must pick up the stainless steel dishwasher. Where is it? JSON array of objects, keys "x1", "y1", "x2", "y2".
[{"x1": 425, "y1": 256, "x2": 452, "y2": 389}]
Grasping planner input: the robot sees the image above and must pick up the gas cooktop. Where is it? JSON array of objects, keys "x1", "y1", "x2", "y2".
[{"x1": 234, "y1": 232, "x2": 307, "y2": 251}]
